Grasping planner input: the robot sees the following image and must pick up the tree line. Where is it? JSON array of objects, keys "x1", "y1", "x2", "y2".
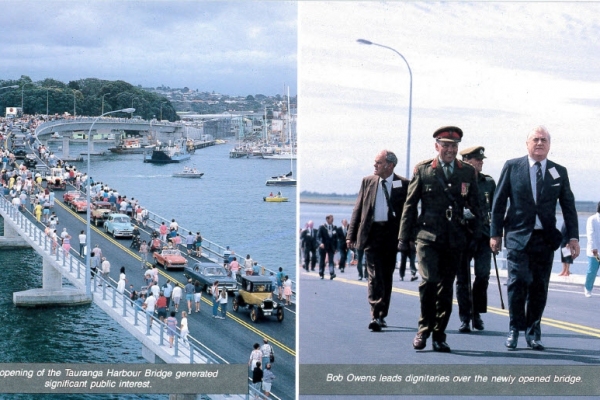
[{"x1": 0, "y1": 75, "x2": 178, "y2": 121}]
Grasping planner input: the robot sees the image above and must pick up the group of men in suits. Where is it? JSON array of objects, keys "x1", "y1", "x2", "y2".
[
  {"x1": 300, "y1": 216, "x2": 350, "y2": 280},
  {"x1": 345, "y1": 125, "x2": 579, "y2": 353}
]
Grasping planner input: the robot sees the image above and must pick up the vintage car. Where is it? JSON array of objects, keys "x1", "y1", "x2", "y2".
[
  {"x1": 62, "y1": 190, "x2": 81, "y2": 205},
  {"x1": 70, "y1": 196, "x2": 88, "y2": 213},
  {"x1": 183, "y1": 262, "x2": 238, "y2": 294},
  {"x1": 103, "y1": 213, "x2": 135, "y2": 238},
  {"x1": 232, "y1": 275, "x2": 283, "y2": 323},
  {"x1": 153, "y1": 248, "x2": 188, "y2": 270},
  {"x1": 91, "y1": 201, "x2": 113, "y2": 226},
  {"x1": 45, "y1": 167, "x2": 66, "y2": 190}
]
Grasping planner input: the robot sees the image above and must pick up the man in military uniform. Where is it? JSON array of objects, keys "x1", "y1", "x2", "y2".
[
  {"x1": 455, "y1": 146, "x2": 496, "y2": 333},
  {"x1": 398, "y1": 126, "x2": 481, "y2": 352}
]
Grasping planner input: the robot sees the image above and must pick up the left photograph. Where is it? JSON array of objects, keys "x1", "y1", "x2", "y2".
[{"x1": 0, "y1": 2, "x2": 296, "y2": 399}]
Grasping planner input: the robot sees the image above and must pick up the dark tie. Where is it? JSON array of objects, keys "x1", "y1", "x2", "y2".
[
  {"x1": 443, "y1": 163, "x2": 451, "y2": 179},
  {"x1": 381, "y1": 180, "x2": 395, "y2": 219},
  {"x1": 535, "y1": 161, "x2": 543, "y2": 203}
]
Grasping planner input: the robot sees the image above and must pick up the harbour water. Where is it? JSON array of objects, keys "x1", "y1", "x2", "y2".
[{"x1": 0, "y1": 141, "x2": 296, "y2": 398}]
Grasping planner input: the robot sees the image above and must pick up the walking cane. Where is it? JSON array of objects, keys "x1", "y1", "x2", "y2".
[
  {"x1": 467, "y1": 260, "x2": 475, "y2": 330},
  {"x1": 493, "y1": 253, "x2": 505, "y2": 309}
]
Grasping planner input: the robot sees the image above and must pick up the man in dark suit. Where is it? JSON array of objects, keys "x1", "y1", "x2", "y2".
[
  {"x1": 347, "y1": 150, "x2": 409, "y2": 331},
  {"x1": 398, "y1": 126, "x2": 481, "y2": 352},
  {"x1": 336, "y1": 219, "x2": 349, "y2": 273},
  {"x1": 300, "y1": 221, "x2": 318, "y2": 272},
  {"x1": 317, "y1": 215, "x2": 338, "y2": 280},
  {"x1": 490, "y1": 125, "x2": 579, "y2": 351}
]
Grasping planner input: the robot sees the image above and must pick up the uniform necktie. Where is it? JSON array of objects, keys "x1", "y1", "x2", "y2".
[
  {"x1": 381, "y1": 180, "x2": 395, "y2": 219},
  {"x1": 535, "y1": 161, "x2": 543, "y2": 203},
  {"x1": 443, "y1": 163, "x2": 451, "y2": 179}
]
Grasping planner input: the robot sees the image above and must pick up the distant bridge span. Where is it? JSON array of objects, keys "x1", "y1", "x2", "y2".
[{"x1": 35, "y1": 118, "x2": 186, "y2": 138}]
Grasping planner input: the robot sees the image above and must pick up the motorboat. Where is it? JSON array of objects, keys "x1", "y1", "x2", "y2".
[
  {"x1": 144, "y1": 138, "x2": 191, "y2": 163},
  {"x1": 172, "y1": 166, "x2": 204, "y2": 178},
  {"x1": 263, "y1": 192, "x2": 289, "y2": 202},
  {"x1": 265, "y1": 171, "x2": 296, "y2": 186}
]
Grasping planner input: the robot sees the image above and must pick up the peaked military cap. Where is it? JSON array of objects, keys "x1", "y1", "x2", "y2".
[
  {"x1": 433, "y1": 126, "x2": 463, "y2": 143},
  {"x1": 460, "y1": 146, "x2": 486, "y2": 160}
]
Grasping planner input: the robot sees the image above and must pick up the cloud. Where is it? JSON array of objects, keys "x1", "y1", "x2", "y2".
[{"x1": 0, "y1": 1, "x2": 297, "y2": 96}]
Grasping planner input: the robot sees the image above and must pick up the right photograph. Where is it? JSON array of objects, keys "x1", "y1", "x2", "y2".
[{"x1": 298, "y1": 2, "x2": 600, "y2": 398}]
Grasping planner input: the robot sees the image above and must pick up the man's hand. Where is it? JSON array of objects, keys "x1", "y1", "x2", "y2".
[
  {"x1": 490, "y1": 236, "x2": 502, "y2": 254},
  {"x1": 569, "y1": 239, "x2": 580, "y2": 260},
  {"x1": 398, "y1": 240, "x2": 410, "y2": 254},
  {"x1": 346, "y1": 239, "x2": 355, "y2": 249}
]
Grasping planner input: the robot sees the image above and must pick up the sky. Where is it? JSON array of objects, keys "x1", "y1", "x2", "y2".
[
  {"x1": 298, "y1": 2, "x2": 600, "y2": 201},
  {"x1": 1, "y1": 1, "x2": 297, "y2": 96}
]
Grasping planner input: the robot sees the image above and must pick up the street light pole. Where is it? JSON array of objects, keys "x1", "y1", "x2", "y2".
[
  {"x1": 84, "y1": 107, "x2": 135, "y2": 296},
  {"x1": 357, "y1": 39, "x2": 413, "y2": 178},
  {"x1": 101, "y1": 93, "x2": 111, "y2": 114}
]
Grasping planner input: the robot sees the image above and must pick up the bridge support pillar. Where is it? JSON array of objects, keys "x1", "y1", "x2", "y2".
[
  {"x1": 0, "y1": 218, "x2": 29, "y2": 248},
  {"x1": 13, "y1": 258, "x2": 92, "y2": 307},
  {"x1": 62, "y1": 136, "x2": 70, "y2": 158}
]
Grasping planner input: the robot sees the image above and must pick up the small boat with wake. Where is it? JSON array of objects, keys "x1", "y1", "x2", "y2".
[{"x1": 172, "y1": 166, "x2": 204, "y2": 178}]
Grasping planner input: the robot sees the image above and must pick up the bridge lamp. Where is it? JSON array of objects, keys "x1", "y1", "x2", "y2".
[
  {"x1": 84, "y1": 108, "x2": 135, "y2": 296},
  {"x1": 357, "y1": 38, "x2": 413, "y2": 178}
]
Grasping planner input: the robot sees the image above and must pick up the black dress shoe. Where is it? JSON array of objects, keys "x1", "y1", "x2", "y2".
[
  {"x1": 410, "y1": 275, "x2": 419, "y2": 282},
  {"x1": 320, "y1": 275, "x2": 324, "y2": 280},
  {"x1": 413, "y1": 334, "x2": 427, "y2": 350},
  {"x1": 432, "y1": 340, "x2": 451, "y2": 352},
  {"x1": 527, "y1": 339, "x2": 545, "y2": 351},
  {"x1": 330, "y1": 274, "x2": 336, "y2": 280},
  {"x1": 358, "y1": 277, "x2": 363, "y2": 281},
  {"x1": 458, "y1": 321, "x2": 471, "y2": 333},
  {"x1": 473, "y1": 315, "x2": 485, "y2": 331},
  {"x1": 368, "y1": 318, "x2": 382, "y2": 332},
  {"x1": 505, "y1": 330, "x2": 519, "y2": 349},
  {"x1": 400, "y1": 276, "x2": 404, "y2": 281},
  {"x1": 380, "y1": 318, "x2": 387, "y2": 328}
]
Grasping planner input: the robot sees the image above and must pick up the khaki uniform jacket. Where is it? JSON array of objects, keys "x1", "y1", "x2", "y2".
[{"x1": 398, "y1": 158, "x2": 482, "y2": 249}]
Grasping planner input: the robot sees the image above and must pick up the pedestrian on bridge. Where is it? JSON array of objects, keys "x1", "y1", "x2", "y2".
[
  {"x1": 210, "y1": 281, "x2": 220, "y2": 318},
  {"x1": 101, "y1": 257, "x2": 110, "y2": 287},
  {"x1": 143, "y1": 292, "x2": 157, "y2": 328},
  {"x1": 172, "y1": 284, "x2": 182, "y2": 312},
  {"x1": 185, "y1": 279, "x2": 195, "y2": 314},
  {"x1": 180, "y1": 311, "x2": 189, "y2": 347},
  {"x1": 262, "y1": 363, "x2": 275, "y2": 398},
  {"x1": 139, "y1": 240, "x2": 148, "y2": 269},
  {"x1": 78, "y1": 230, "x2": 86, "y2": 257},
  {"x1": 185, "y1": 232, "x2": 195, "y2": 255},
  {"x1": 159, "y1": 222, "x2": 168, "y2": 243},
  {"x1": 195, "y1": 232, "x2": 203, "y2": 257},
  {"x1": 163, "y1": 280, "x2": 173, "y2": 309},
  {"x1": 193, "y1": 280, "x2": 202, "y2": 312},
  {"x1": 166, "y1": 311, "x2": 178, "y2": 348},
  {"x1": 117, "y1": 267, "x2": 127, "y2": 294},
  {"x1": 61, "y1": 230, "x2": 71, "y2": 258},
  {"x1": 260, "y1": 339, "x2": 272, "y2": 372}
]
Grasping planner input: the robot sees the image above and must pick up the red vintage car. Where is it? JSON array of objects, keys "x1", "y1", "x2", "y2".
[
  {"x1": 153, "y1": 248, "x2": 188, "y2": 270},
  {"x1": 70, "y1": 196, "x2": 88, "y2": 213},
  {"x1": 91, "y1": 201, "x2": 114, "y2": 226},
  {"x1": 62, "y1": 190, "x2": 80, "y2": 205}
]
